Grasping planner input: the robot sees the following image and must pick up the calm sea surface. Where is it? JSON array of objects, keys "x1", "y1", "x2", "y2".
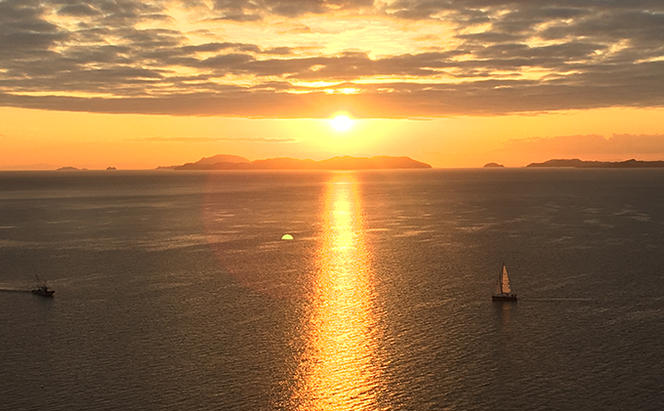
[{"x1": 0, "y1": 169, "x2": 663, "y2": 410}]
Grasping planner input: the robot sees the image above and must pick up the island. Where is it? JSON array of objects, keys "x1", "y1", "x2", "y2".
[
  {"x1": 159, "y1": 155, "x2": 431, "y2": 170},
  {"x1": 526, "y1": 159, "x2": 664, "y2": 168},
  {"x1": 483, "y1": 162, "x2": 504, "y2": 168},
  {"x1": 56, "y1": 166, "x2": 80, "y2": 171}
]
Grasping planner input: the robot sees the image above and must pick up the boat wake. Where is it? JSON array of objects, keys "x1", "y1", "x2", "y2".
[{"x1": 0, "y1": 288, "x2": 32, "y2": 293}]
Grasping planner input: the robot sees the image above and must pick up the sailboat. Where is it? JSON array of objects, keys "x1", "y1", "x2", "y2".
[{"x1": 492, "y1": 263, "x2": 517, "y2": 301}]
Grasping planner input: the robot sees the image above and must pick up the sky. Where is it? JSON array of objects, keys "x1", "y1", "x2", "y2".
[{"x1": 0, "y1": 0, "x2": 663, "y2": 168}]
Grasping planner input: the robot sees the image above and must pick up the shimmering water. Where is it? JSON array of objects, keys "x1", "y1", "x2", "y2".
[{"x1": 0, "y1": 169, "x2": 662, "y2": 410}]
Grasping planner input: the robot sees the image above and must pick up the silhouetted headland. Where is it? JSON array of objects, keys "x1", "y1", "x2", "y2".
[
  {"x1": 527, "y1": 159, "x2": 664, "y2": 168},
  {"x1": 483, "y1": 162, "x2": 504, "y2": 168},
  {"x1": 159, "y1": 155, "x2": 431, "y2": 170},
  {"x1": 56, "y1": 166, "x2": 85, "y2": 171}
]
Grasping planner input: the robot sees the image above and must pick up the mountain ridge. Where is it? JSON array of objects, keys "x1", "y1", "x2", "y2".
[
  {"x1": 527, "y1": 159, "x2": 664, "y2": 168},
  {"x1": 159, "y1": 155, "x2": 431, "y2": 170}
]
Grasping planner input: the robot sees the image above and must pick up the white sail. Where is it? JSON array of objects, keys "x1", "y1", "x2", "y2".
[{"x1": 501, "y1": 264, "x2": 512, "y2": 294}]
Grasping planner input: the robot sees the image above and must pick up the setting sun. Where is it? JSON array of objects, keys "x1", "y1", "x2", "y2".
[{"x1": 330, "y1": 115, "x2": 354, "y2": 133}]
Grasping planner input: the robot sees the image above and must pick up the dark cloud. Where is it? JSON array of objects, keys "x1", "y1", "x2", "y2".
[
  {"x1": 201, "y1": 54, "x2": 256, "y2": 69},
  {"x1": 0, "y1": 0, "x2": 68, "y2": 58},
  {"x1": 57, "y1": 3, "x2": 100, "y2": 16},
  {"x1": 387, "y1": 1, "x2": 664, "y2": 52}
]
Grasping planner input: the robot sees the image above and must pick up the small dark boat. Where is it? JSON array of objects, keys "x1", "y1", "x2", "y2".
[
  {"x1": 492, "y1": 263, "x2": 517, "y2": 302},
  {"x1": 31, "y1": 285, "x2": 55, "y2": 297}
]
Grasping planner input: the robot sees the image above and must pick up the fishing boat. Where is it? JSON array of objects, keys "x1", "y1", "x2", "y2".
[
  {"x1": 31, "y1": 285, "x2": 55, "y2": 298},
  {"x1": 492, "y1": 263, "x2": 517, "y2": 301},
  {"x1": 31, "y1": 275, "x2": 54, "y2": 297}
]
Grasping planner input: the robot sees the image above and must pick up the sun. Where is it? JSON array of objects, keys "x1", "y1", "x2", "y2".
[{"x1": 329, "y1": 114, "x2": 354, "y2": 132}]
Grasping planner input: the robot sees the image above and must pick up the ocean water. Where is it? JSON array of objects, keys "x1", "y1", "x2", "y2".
[{"x1": 0, "y1": 169, "x2": 662, "y2": 410}]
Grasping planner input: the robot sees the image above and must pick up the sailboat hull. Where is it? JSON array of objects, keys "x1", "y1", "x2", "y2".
[{"x1": 492, "y1": 294, "x2": 517, "y2": 302}]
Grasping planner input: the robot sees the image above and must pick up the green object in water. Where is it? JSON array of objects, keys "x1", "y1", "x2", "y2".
[{"x1": 281, "y1": 234, "x2": 294, "y2": 240}]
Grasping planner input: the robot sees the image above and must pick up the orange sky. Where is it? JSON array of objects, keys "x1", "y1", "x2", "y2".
[{"x1": 1, "y1": 1, "x2": 663, "y2": 168}]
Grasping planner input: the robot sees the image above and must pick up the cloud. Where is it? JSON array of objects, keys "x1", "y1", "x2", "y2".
[
  {"x1": 137, "y1": 136, "x2": 296, "y2": 143},
  {"x1": 0, "y1": 1, "x2": 68, "y2": 58},
  {"x1": 0, "y1": 0, "x2": 662, "y2": 117},
  {"x1": 56, "y1": 3, "x2": 100, "y2": 17},
  {"x1": 208, "y1": 0, "x2": 375, "y2": 20},
  {"x1": 1, "y1": 69, "x2": 663, "y2": 117}
]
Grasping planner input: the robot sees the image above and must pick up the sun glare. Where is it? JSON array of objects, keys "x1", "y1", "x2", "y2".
[{"x1": 330, "y1": 114, "x2": 354, "y2": 132}]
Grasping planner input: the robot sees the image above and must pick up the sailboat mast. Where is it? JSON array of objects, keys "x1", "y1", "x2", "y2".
[
  {"x1": 500, "y1": 263, "x2": 504, "y2": 294},
  {"x1": 497, "y1": 263, "x2": 504, "y2": 294}
]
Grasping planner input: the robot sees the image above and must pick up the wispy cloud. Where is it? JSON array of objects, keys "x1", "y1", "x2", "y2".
[{"x1": 135, "y1": 136, "x2": 296, "y2": 143}]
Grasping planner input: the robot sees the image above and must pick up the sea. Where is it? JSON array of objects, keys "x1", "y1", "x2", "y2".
[{"x1": 0, "y1": 169, "x2": 662, "y2": 410}]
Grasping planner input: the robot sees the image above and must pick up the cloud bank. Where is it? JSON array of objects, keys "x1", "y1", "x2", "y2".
[{"x1": 0, "y1": 0, "x2": 662, "y2": 117}]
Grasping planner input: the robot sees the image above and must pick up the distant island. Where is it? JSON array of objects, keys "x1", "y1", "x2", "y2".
[
  {"x1": 483, "y1": 162, "x2": 504, "y2": 168},
  {"x1": 56, "y1": 166, "x2": 88, "y2": 171},
  {"x1": 159, "y1": 154, "x2": 431, "y2": 170},
  {"x1": 527, "y1": 159, "x2": 664, "y2": 168}
]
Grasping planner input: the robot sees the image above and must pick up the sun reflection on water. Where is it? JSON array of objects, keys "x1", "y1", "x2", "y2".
[{"x1": 292, "y1": 173, "x2": 383, "y2": 410}]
